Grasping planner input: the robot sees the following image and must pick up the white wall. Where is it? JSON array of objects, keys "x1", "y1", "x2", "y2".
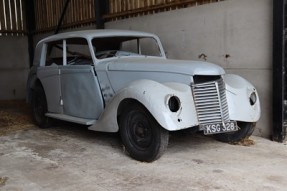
[
  {"x1": 0, "y1": 36, "x2": 30, "y2": 100},
  {"x1": 105, "y1": 0, "x2": 273, "y2": 137}
]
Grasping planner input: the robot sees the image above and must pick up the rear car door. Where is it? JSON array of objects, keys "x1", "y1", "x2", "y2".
[{"x1": 37, "y1": 41, "x2": 63, "y2": 113}]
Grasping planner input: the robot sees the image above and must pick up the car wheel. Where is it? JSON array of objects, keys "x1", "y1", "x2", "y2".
[
  {"x1": 120, "y1": 103, "x2": 169, "y2": 162},
  {"x1": 214, "y1": 122, "x2": 255, "y2": 143},
  {"x1": 32, "y1": 85, "x2": 51, "y2": 128}
]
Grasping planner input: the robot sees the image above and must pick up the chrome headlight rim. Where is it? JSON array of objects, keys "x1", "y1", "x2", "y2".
[
  {"x1": 168, "y1": 96, "x2": 181, "y2": 112},
  {"x1": 249, "y1": 92, "x2": 257, "y2": 106}
]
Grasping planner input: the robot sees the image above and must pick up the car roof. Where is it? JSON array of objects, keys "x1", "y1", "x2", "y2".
[{"x1": 38, "y1": 29, "x2": 158, "y2": 44}]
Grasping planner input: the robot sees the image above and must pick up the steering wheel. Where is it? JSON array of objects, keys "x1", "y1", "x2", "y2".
[
  {"x1": 68, "y1": 56, "x2": 81, "y2": 65},
  {"x1": 95, "y1": 50, "x2": 117, "y2": 59}
]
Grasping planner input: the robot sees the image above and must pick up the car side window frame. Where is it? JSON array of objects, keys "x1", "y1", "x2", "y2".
[
  {"x1": 63, "y1": 39, "x2": 67, "y2": 66},
  {"x1": 40, "y1": 43, "x2": 47, "y2": 67},
  {"x1": 43, "y1": 40, "x2": 65, "y2": 66}
]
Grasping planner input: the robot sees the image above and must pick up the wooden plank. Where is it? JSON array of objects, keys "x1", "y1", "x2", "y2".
[
  {"x1": 41, "y1": 0, "x2": 45, "y2": 29},
  {"x1": 50, "y1": 0, "x2": 53, "y2": 27},
  {"x1": 113, "y1": 0, "x2": 116, "y2": 14},
  {"x1": 15, "y1": 0, "x2": 22, "y2": 31},
  {"x1": 19, "y1": 0, "x2": 25, "y2": 34},
  {"x1": 65, "y1": 0, "x2": 71, "y2": 25},
  {"x1": 87, "y1": 0, "x2": 90, "y2": 20},
  {"x1": 76, "y1": 0, "x2": 80, "y2": 23},
  {"x1": 84, "y1": 0, "x2": 89, "y2": 20},
  {"x1": 91, "y1": 0, "x2": 94, "y2": 19},
  {"x1": 35, "y1": 0, "x2": 39, "y2": 30},
  {"x1": 92, "y1": 0, "x2": 95, "y2": 20},
  {"x1": 47, "y1": 0, "x2": 51, "y2": 27},
  {"x1": 34, "y1": 0, "x2": 38, "y2": 30},
  {"x1": 86, "y1": 0, "x2": 90, "y2": 20},
  {"x1": 44, "y1": 0, "x2": 48, "y2": 28},
  {"x1": 63, "y1": 0, "x2": 68, "y2": 24},
  {"x1": 78, "y1": 0, "x2": 82, "y2": 21},
  {"x1": 78, "y1": 0, "x2": 81, "y2": 22},
  {"x1": 55, "y1": 0, "x2": 60, "y2": 27},
  {"x1": 46, "y1": 0, "x2": 50, "y2": 27},
  {"x1": 52, "y1": 0, "x2": 57, "y2": 27},
  {"x1": 108, "y1": 0, "x2": 112, "y2": 14},
  {"x1": 80, "y1": 0, "x2": 83, "y2": 23},
  {"x1": 83, "y1": 0, "x2": 86, "y2": 23},
  {"x1": 51, "y1": 0, "x2": 54, "y2": 27},
  {"x1": 88, "y1": 0, "x2": 92, "y2": 22},
  {"x1": 71, "y1": 0, "x2": 74, "y2": 24},
  {"x1": 0, "y1": 0, "x2": 5, "y2": 30},
  {"x1": 4, "y1": 0, "x2": 11, "y2": 31},
  {"x1": 39, "y1": 0, "x2": 44, "y2": 30},
  {"x1": 10, "y1": 0, "x2": 16, "y2": 31},
  {"x1": 74, "y1": 0, "x2": 78, "y2": 22},
  {"x1": 82, "y1": 0, "x2": 86, "y2": 21}
]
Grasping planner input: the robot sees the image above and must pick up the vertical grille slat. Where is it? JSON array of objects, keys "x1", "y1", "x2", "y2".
[{"x1": 192, "y1": 77, "x2": 230, "y2": 125}]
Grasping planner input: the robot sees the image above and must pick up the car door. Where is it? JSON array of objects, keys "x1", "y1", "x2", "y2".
[
  {"x1": 37, "y1": 42, "x2": 63, "y2": 113},
  {"x1": 60, "y1": 38, "x2": 104, "y2": 119}
]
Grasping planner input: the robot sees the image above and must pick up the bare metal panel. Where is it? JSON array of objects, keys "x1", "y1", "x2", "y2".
[{"x1": 60, "y1": 65, "x2": 104, "y2": 119}]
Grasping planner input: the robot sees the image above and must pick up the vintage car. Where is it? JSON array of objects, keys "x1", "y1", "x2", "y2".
[{"x1": 27, "y1": 30, "x2": 261, "y2": 162}]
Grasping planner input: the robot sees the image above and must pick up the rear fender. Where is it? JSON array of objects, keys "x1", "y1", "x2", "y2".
[{"x1": 26, "y1": 66, "x2": 38, "y2": 103}]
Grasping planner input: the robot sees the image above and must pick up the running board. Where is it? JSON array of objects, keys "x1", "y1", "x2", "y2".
[{"x1": 45, "y1": 113, "x2": 96, "y2": 125}]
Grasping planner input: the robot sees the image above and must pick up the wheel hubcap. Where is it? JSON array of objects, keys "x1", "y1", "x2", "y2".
[{"x1": 128, "y1": 112, "x2": 152, "y2": 150}]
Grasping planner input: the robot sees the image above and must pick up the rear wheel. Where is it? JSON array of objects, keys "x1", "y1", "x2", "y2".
[
  {"x1": 214, "y1": 122, "x2": 255, "y2": 143},
  {"x1": 32, "y1": 85, "x2": 51, "y2": 128},
  {"x1": 120, "y1": 103, "x2": 169, "y2": 162}
]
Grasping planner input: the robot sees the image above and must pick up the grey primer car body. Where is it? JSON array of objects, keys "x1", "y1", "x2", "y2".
[{"x1": 27, "y1": 30, "x2": 261, "y2": 162}]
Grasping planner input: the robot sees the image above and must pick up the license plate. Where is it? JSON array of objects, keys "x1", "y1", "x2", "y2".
[{"x1": 201, "y1": 121, "x2": 238, "y2": 135}]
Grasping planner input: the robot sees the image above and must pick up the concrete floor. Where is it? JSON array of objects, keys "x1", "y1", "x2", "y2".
[{"x1": 0, "y1": 124, "x2": 287, "y2": 191}]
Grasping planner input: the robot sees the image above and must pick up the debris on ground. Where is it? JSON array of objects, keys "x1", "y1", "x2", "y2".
[
  {"x1": 0, "y1": 100, "x2": 35, "y2": 136},
  {"x1": 231, "y1": 138, "x2": 255, "y2": 146},
  {"x1": 0, "y1": 177, "x2": 8, "y2": 186}
]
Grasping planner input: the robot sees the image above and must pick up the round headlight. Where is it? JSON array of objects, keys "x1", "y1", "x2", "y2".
[
  {"x1": 168, "y1": 96, "x2": 181, "y2": 112},
  {"x1": 249, "y1": 92, "x2": 257, "y2": 106}
]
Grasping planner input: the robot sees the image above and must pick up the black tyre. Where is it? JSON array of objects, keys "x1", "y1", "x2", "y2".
[
  {"x1": 120, "y1": 103, "x2": 169, "y2": 162},
  {"x1": 32, "y1": 85, "x2": 51, "y2": 128},
  {"x1": 214, "y1": 122, "x2": 255, "y2": 143}
]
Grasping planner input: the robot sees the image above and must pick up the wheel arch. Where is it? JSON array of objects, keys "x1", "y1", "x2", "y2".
[
  {"x1": 117, "y1": 98, "x2": 152, "y2": 127},
  {"x1": 27, "y1": 76, "x2": 44, "y2": 104}
]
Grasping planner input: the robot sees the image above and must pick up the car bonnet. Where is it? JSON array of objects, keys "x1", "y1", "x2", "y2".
[{"x1": 107, "y1": 57, "x2": 225, "y2": 76}]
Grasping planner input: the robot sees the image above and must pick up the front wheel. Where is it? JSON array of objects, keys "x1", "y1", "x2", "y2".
[
  {"x1": 119, "y1": 103, "x2": 169, "y2": 162},
  {"x1": 214, "y1": 122, "x2": 255, "y2": 143}
]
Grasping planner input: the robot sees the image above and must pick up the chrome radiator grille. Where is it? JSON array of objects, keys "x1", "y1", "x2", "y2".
[{"x1": 192, "y1": 78, "x2": 230, "y2": 125}]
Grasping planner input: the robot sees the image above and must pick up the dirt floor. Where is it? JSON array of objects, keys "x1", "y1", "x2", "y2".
[
  {"x1": 0, "y1": 101, "x2": 287, "y2": 191},
  {"x1": 0, "y1": 100, "x2": 34, "y2": 136}
]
